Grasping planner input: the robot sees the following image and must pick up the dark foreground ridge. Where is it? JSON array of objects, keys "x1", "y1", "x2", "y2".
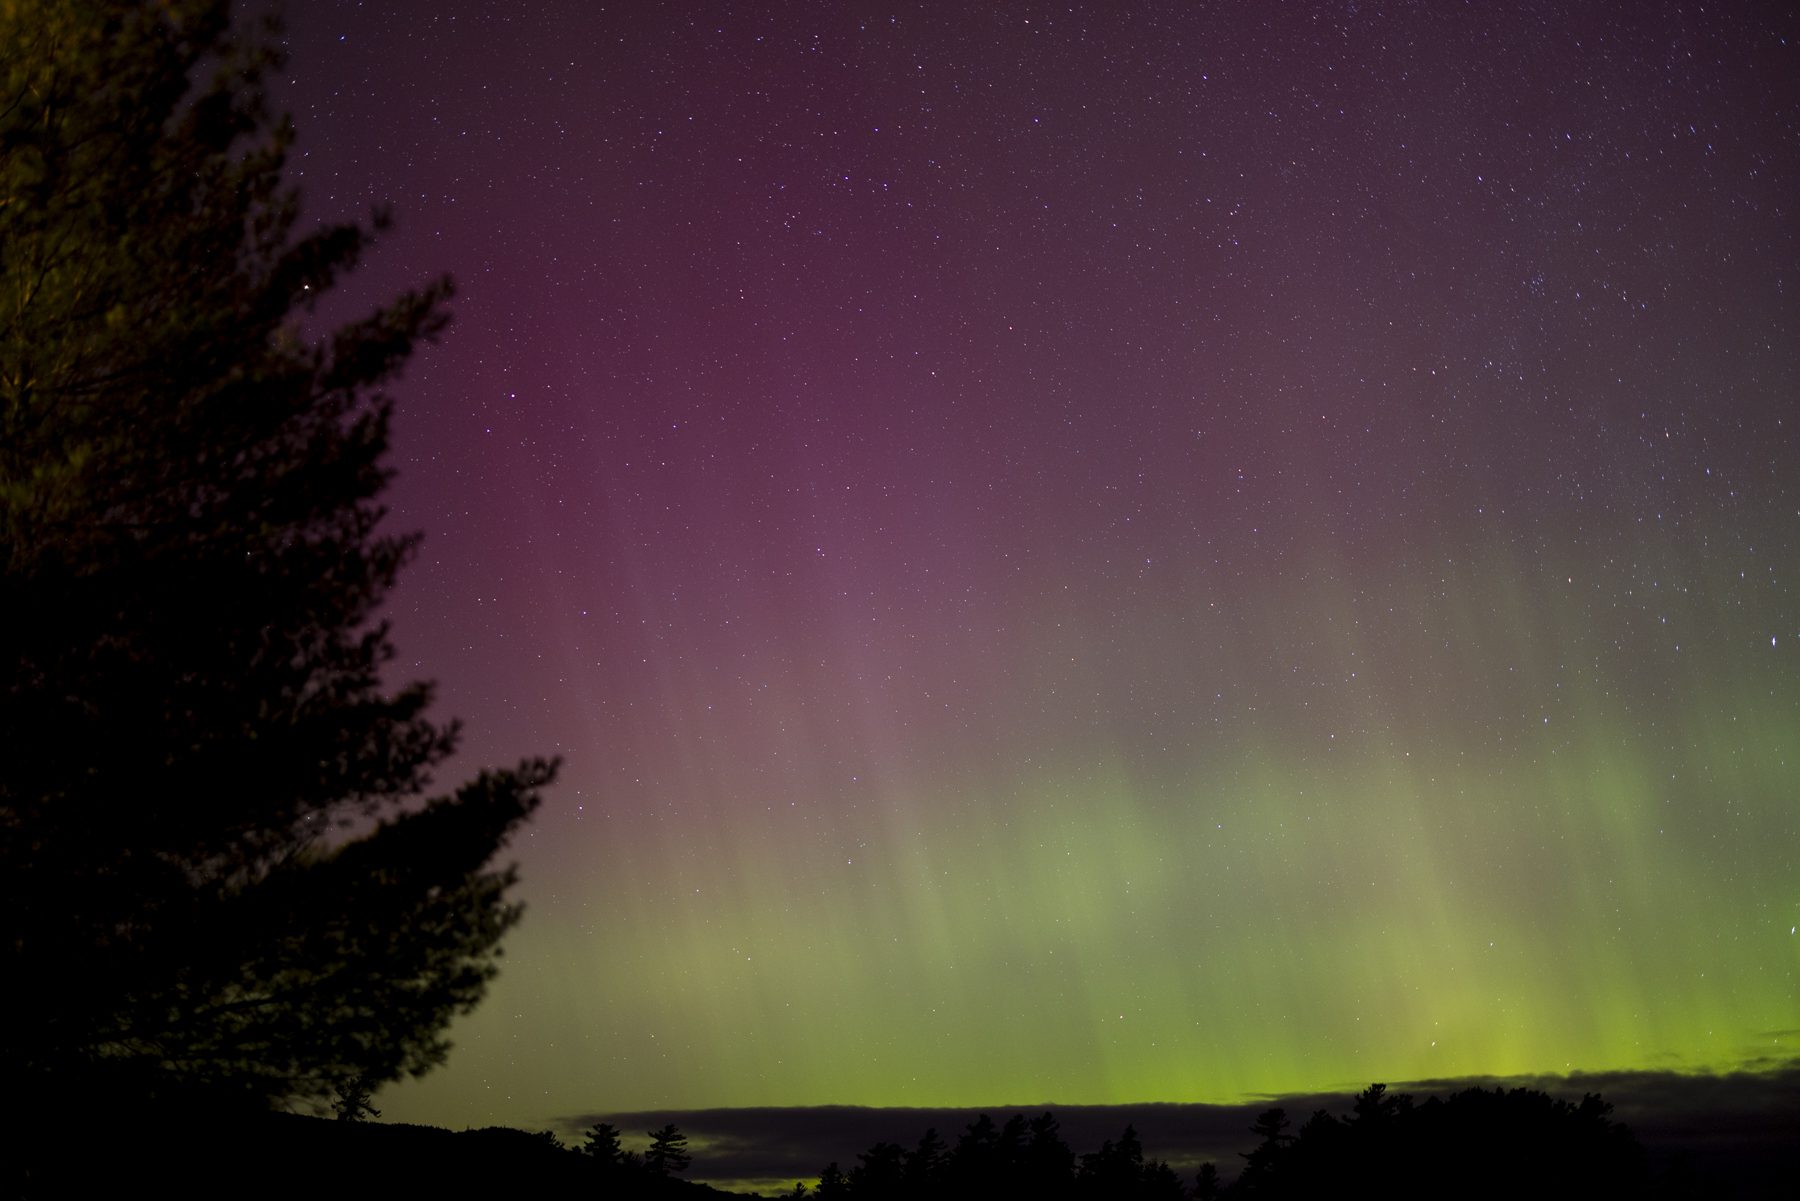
[
  {"x1": 14, "y1": 1075, "x2": 1797, "y2": 1199},
  {"x1": 12, "y1": 1112, "x2": 750, "y2": 1200}
]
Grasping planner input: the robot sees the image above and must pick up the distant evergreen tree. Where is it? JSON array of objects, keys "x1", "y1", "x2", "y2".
[
  {"x1": 996, "y1": 1113, "x2": 1031, "y2": 1171},
  {"x1": 582, "y1": 1121, "x2": 626, "y2": 1166},
  {"x1": 815, "y1": 1162, "x2": 851, "y2": 1199},
  {"x1": 1247, "y1": 1108, "x2": 1292, "y2": 1146},
  {"x1": 1232, "y1": 1107, "x2": 1294, "y2": 1196},
  {"x1": 1023, "y1": 1111, "x2": 1077, "y2": 1198},
  {"x1": 1140, "y1": 1158, "x2": 1187, "y2": 1201},
  {"x1": 644, "y1": 1123, "x2": 691, "y2": 1176},
  {"x1": 850, "y1": 1140, "x2": 906, "y2": 1200},
  {"x1": 1349, "y1": 1082, "x2": 1408, "y2": 1127},
  {"x1": 902, "y1": 1126, "x2": 946, "y2": 1194},
  {"x1": 948, "y1": 1112, "x2": 1001, "y2": 1196},
  {"x1": 329, "y1": 1075, "x2": 381, "y2": 1122},
  {"x1": 1076, "y1": 1124, "x2": 1146, "y2": 1198}
]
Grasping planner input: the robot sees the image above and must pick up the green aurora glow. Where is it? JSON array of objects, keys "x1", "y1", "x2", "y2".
[{"x1": 378, "y1": 516, "x2": 1798, "y2": 1123}]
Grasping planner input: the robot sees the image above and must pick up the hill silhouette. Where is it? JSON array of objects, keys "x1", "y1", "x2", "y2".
[{"x1": 11, "y1": 1111, "x2": 747, "y2": 1200}]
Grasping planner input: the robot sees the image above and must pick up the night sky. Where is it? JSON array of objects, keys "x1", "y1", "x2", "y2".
[{"x1": 275, "y1": 0, "x2": 1799, "y2": 1142}]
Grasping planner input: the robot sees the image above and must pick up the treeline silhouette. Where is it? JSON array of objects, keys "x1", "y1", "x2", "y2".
[
  {"x1": 789, "y1": 1111, "x2": 1183, "y2": 1200},
  {"x1": 12, "y1": 1111, "x2": 729, "y2": 1200},
  {"x1": 14, "y1": 1083, "x2": 1661, "y2": 1199},
  {"x1": 785, "y1": 1084, "x2": 1648, "y2": 1200}
]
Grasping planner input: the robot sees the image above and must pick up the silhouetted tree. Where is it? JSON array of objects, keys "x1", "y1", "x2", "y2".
[
  {"x1": 948, "y1": 1112, "x2": 1001, "y2": 1196},
  {"x1": 644, "y1": 1123, "x2": 691, "y2": 1176},
  {"x1": 850, "y1": 1140, "x2": 906, "y2": 1200},
  {"x1": 582, "y1": 1121, "x2": 626, "y2": 1167},
  {"x1": 1023, "y1": 1111, "x2": 1077, "y2": 1198},
  {"x1": 1076, "y1": 1124, "x2": 1146, "y2": 1198},
  {"x1": 1194, "y1": 1161, "x2": 1223, "y2": 1200},
  {"x1": 996, "y1": 1114, "x2": 1030, "y2": 1169},
  {"x1": 1349, "y1": 1082, "x2": 1408, "y2": 1127},
  {"x1": 1232, "y1": 1108, "x2": 1294, "y2": 1196},
  {"x1": 1247, "y1": 1108, "x2": 1292, "y2": 1146},
  {"x1": 1140, "y1": 1158, "x2": 1186, "y2": 1200},
  {"x1": 815, "y1": 1162, "x2": 851, "y2": 1199},
  {"x1": 329, "y1": 1075, "x2": 381, "y2": 1122},
  {"x1": 902, "y1": 1126, "x2": 946, "y2": 1194},
  {"x1": 0, "y1": 0, "x2": 555, "y2": 1117}
]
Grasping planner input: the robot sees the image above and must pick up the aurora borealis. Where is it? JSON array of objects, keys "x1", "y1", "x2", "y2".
[{"x1": 276, "y1": 0, "x2": 1798, "y2": 1138}]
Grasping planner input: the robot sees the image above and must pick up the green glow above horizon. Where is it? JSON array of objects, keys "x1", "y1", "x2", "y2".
[{"x1": 378, "y1": 525, "x2": 1800, "y2": 1128}]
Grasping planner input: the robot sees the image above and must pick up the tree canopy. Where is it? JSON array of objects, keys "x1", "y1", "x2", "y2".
[
  {"x1": 645, "y1": 1123, "x2": 693, "y2": 1177},
  {"x1": 0, "y1": 0, "x2": 555, "y2": 1114}
]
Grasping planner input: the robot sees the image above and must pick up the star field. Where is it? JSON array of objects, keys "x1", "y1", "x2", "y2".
[{"x1": 276, "y1": 1, "x2": 1799, "y2": 1130}]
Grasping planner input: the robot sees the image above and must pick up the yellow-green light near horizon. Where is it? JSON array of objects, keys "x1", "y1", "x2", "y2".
[{"x1": 379, "y1": 527, "x2": 1800, "y2": 1128}]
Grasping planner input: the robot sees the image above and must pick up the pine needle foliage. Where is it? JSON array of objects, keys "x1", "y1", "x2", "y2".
[{"x1": 0, "y1": 0, "x2": 556, "y2": 1113}]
